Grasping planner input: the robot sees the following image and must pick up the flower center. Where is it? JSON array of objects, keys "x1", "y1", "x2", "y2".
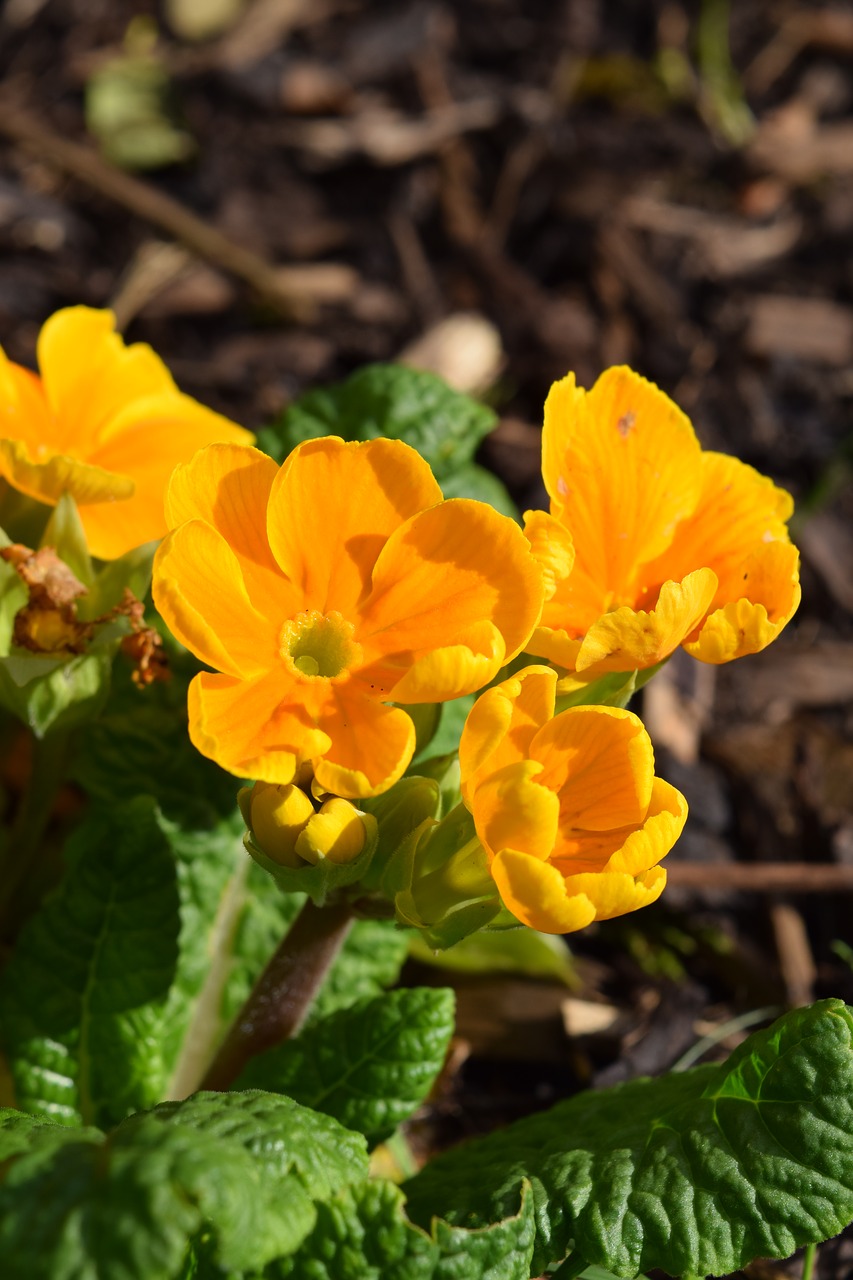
[{"x1": 280, "y1": 610, "x2": 361, "y2": 680}]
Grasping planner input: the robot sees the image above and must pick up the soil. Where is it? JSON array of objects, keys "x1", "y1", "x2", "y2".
[{"x1": 2, "y1": 3, "x2": 853, "y2": 1277}]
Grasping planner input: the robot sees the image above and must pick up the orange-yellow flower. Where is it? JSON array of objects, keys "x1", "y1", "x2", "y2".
[
  {"x1": 459, "y1": 665, "x2": 687, "y2": 933},
  {"x1": 0, "y1": 306, "x2": 253, "y2": 560},
  {"x1": 153, "y1": 437, "x2": 544, "y2": 799},
  {"x1": 524, "y1": 366, "x2": 801, "y2": 675}
]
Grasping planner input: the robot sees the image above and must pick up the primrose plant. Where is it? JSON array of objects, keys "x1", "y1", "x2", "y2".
[{"x1": 0, "y1": 306, "x2": 849, "y2": 1280}]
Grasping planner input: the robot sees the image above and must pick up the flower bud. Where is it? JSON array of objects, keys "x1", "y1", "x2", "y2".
[
  {"x1": 248, "y1": 781, "x2": 315, "y2": 868},
  {"x1": 295, "y1": 797, "x2": 369, "y2": 866}
]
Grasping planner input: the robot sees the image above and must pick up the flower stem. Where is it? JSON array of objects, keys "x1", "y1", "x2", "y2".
[
  {"x1": 802, "y1": 1242, "x2": 817, "y2": 1280},
  {"x1": 198, "y1": 896, "x2": 354, "y2": 1092}
]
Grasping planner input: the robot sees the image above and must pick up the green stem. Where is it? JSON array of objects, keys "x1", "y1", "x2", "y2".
[
  {"x1": 0, "y1": 728, "x2": 71, "y2": 937},
  {"x1": 802, "y1": 1242, "x2": 817, "y2": 1280},
  {"x1": 198, "y1": 896, "x2": 354, "y2": 1092}
]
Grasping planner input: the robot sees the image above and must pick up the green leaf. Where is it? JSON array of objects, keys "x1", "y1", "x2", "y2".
[
  {"x1": 273, "y1": 1178, "x2": 536, "y2": 1280},
  {"x1": 0, "y1": 1090, "x2": 366, "y2": 1278},
  {"x1": 0, "y1": 797, "x2": 181, "y2": 1127},
  {"x1": 409, "y1": 926, "x2": 577, "y2": 985},
  {"x1": 273, "y1": 1179, "x2": 438, "y2": 1279},
  {"x1": 72, "y1": 654, "x2": 237, "y2": 829},
  {"x1": 439, "y1": 463, "x2": 518, "y2": 520},
  {"x1": 237, "y1": 987, "x2": 455, "y2": 1145},
  {"x1": 263, "y1": 364, "x2": 496, "y2": 477},
  {"x1": 404, "y1": 1000, "x2": 853, "y2": 1279}
]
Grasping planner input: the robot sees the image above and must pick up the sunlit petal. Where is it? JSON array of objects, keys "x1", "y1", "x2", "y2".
[
  {"x1": 575, "y1": 568, "x2": 718, "y2": 673},
  {"x1": 523, "y1": 509, "x2": 575, "y2": 601},
  {"x1": 602, "y1": 778, "x2": 688, "y2": 874},
  {"x1": 377, "y1": 622, "x2": 504, "y2": 704},
  {"x1": 154, "y1": 520, "x2": 278, "y2": 678},
  {"x1": 165, "y1": 443, "x2": 296, "y2": 612},
  {"x1": 189, "y1": 669, "x2": 330, "y2": 782},
  {"x1": 471, "y1": 759, "x2": 559, "y2": 861},
  {"x1": 530, "y1": 704, "x2": 654, "y2": 832},
  {"x1": 543, "y1": 367, "x2": 703, "y2": 599},
  {"x1": 359, "y1": 497, "x2": 543, "y2": 670},
  {"x1": 313, "y1": 692, "x2": 416, "y2": 798},
  {"x1": 0, "y1": 438, "x2": 133, "y2": 508},
  {"x1": 459, "y1": 666, "x2": 556, "y2": 802},
  {"x1": 559, "y1": 865, "x2": 667, "y2": 922},
  {"x1": 490, "y1": 849, "x2": 598, "y2": 934},
  {"x1": 267, "y1": 436, "x2": 443, "y2": 617}
]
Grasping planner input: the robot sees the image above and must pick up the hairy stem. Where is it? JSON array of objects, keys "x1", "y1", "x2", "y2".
[{"x1": 198, "y1": 896, "x2": 354, "y2": 1092}]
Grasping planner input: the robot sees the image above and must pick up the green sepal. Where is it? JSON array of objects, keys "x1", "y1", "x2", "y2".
[
  {"x1": 409, "y1": 925, "x2": 577, "y2": 986},
  {"x1": 243, "y1": 815, "x2": 378, "y2": 906},
  {"x1": 360, "y1": 775, "x2": 442, "y2": 893},
  {"x1": 553, "y1": 660, "x2": 667, "y2": 712}
]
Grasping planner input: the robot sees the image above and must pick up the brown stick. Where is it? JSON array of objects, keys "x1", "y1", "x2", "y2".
[
  {"x1": 668, "y1": 862, "x2": 853, "y2": 893},
  {"x1": 0, "y1": 100, "x2": 313, "y2": 322},
  {"x1": 199, "y1": 897, "x2": 353, "y2": 1092}
]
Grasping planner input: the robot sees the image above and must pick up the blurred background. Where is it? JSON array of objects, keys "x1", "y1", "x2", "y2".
[{"x1": 2, "y1": 2, "x2": 853, "y2": 1272}]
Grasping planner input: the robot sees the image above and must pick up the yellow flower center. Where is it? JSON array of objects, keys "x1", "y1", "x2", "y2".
[{"x1": 280, "y1": 610, "x2": 362, "y2": 680}]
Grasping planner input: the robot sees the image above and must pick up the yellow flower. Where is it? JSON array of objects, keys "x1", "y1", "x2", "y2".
[
  {"x1": 153, "y1": 437, "x2": 544, "y2": 798},
  {"x1": 0, "y1": 307, "x2": 253, "y2": 559},
  {"x1": 459, "y1": 665, "x2": 687, "y2": 933},
  {"x1": 525, "y1": 366, "x2": 801, "y2": 675},
  {"x1": 243, "y1": 781, "x2": 370, "y2": 868}
]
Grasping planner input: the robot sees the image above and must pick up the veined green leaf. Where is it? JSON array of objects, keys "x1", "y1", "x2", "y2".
[
  {"x1": 0, "y1": 797, "x2": 181, "y2": 1128},
  {"x1": 0, "y1": 1089, "x2": 367, "y2": 1279},
  {"x1": 404, "y1": 1000, "x2": 853, "y2": 1278},
  {"x1": 439, "y1": 462, "x2": 518, "y2": 520},
  {"x1": 237, "y1": 988, "x2": 455, "y2": 1145},
  {"x1": 260, "y1": 363, "x2": 496, "y2": 478},
  {"x1": 273, "y1": 1177, "x2": 536, "y2": 1280}
]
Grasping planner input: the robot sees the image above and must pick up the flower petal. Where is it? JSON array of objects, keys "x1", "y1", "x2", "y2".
[
  {"x1": 188, "y1": 670, "x2": 330, "y2": 782},
  {"x1": 559, "y1": 864, "x2": 667, "y2": 923},
  {"x1": 602, "y1": 778, "x2": 688, "y2": 874},
  {"x1": 266, "y1": 437, "x2": 443, "y2": 618},
  {"x1": 153, "y1": 520, "x2": 279, "y2": 678},
  {"x1": 165, "y1": 443, "x2": 297, "y2": 612},
  {"x1": 313, "y1": 692, "x2": 416, "y2": 798},
  {"x1": 82, "y1": 393, "x2": 254, "y2": 560},
  {"x1": 530, "y1": 704, "x2": 654, "y2": 832},
  {"x1": 379, "y1": 623, "x2": 504, "y2": 705},
  {"x1": 0, "y1": 438, "x2": 133, "y2": 508},
  {"x1": 470, "y1": 759, "x2": 559, "y2": 861},
  {"x1": 490, "y1": 849, "x2": 598, "y2": 933},
  {"x1": 574, "y1": 568, "x2": 718, "y2": 673},
  {"x1": 358, "y1": 497, "x2": 544, "y2": 689},
  {"x1": 643, "y1": 451, "x2": 795, "y2": 613},
  {"x1": 523, "y1": 509, "x2": 575, "y2": 601},
  {"x1": 459, "y1": 665, "x2": 556, "y2": 804},
  {"x1": 0, "y1": 354, "x2": 54, "y2": 454},
  {"x1": 542, "y1": 367, "x2": 703, "y2": 600},
  {"x1": 684, "y1": 542, "x2": 802, "y2": 663},
  {"x1": 37, "y1": 307, "x2": 175, "y2": 452}
]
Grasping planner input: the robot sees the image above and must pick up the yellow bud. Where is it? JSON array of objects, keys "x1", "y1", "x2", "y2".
[
  {"x1": 250, "y1": 782, "x2": 315, "y2": 867},
  {"x1": 295, "y1": 797, "x2": 368, "y2": 866}
]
